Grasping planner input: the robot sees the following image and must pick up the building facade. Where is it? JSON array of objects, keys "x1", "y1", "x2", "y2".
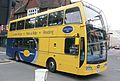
[
  {"x1": 13, "y1": 0, "x2": 71, "y2": 19},
  {"x1": 0, "y1": 25, "x2": 7, "y2": 47},
  {"x1": 0, "y1": 0, "x2": 71, "y2": 47}
]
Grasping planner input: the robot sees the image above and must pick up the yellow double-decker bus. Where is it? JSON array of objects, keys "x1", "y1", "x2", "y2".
[{"x1": 6, "y1": 1, "x2": 108, "y2": 75}]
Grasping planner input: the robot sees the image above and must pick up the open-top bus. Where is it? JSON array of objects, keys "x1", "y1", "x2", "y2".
[{"x1": 6, "y1": 1, "x2": 108, "y2": 75}]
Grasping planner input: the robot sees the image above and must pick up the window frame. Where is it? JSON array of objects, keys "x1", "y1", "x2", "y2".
[
  {"x1": 10, "y1": 22, "x2": 17, "y2": 31},
  {"x1": 48, "y1": 10, "x2": 64, "y2": 26},
  {"x1": 13, "y1": 38, "x2": 38, "y2": 50},
  {"x1": 35, "y1": 14, "x2": 47, "y2": 28},
  {"x1": 64, "y1": 38, "x2": 79, "y2": 55},
  {"x1": 25, "y1": 17, "x2": 35, "y2": 29},
  {"x1": 65, "y1": 7, "x2": 82, "y2": 24},
  {"x1": 17, "y1": 20, "x2": 25, "y2": 30}
]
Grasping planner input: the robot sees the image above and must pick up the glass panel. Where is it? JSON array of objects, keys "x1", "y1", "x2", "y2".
[
  {"x1": 48, "y1": 11, "x2": 64, "y2": 26},
  {"x1": 17, "y1": 20, "x2": 25, "y2": 30},
  {"x1": 10, "y1": 22, "x2": 16, "y2": 31},
  {"x1": 65, "y1": 38, "x2": 79, "y2": 55},
  {"x1": 87, "y1": 25, "x2": 107, "y2": 64},
  {"x1": 83, "y1": 3, "x2": 107, "y2": 30},
  {"x1": 13, "y1": 38, "x2": 37, "y2": 50},
  {"x1": 25, "y1": 18, "x2": 35, "y2": 29},
  {"x1": 23, "y1": 38, "x2": 36, "y2": 49},
  {"x1": 80, "y1": 37, "x2": 85, "y2": 67},
  {"x1": 35, "y1": 14, "x2": 47, "y2": 27},
  {"x1": 29, "y1": 39, "x2": 36, "y2": 49},
  {"x1": 65, "y1": 7, "x2": 82, "y2": 24},
  {"x1": 13, "y1": 38, "x2": 24, "y2": 48}
]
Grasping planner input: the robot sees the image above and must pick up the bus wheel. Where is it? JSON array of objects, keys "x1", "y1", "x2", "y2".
[
  {"x1": 47, "y1": 59, "x2": 56, "y2": 72},
  {"x1": 15, "y1": 52, "x2": 20, "y2": 62}
]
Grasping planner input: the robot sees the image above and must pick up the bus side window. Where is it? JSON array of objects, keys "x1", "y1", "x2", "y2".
[
  {"x1": 23, "y1": 38, "x2": 36, "y2": 49},
  {"x1": 48, "y1": 10, "x2": 64, "y2": 26},
  {"x1": 10, "y1": 22, "x2": 16, "y2": 31},
  {"x1": 29, "y1": 39, "x2": 36, "y2": 49},
  {"x1": 35, "y1": 14, "x2": 47, "y2": 27},
  {"x1": 24, "y1": 39, "x2": 30, "y2": 49},
  {"x1": 64, "y1": 38, "x2": 79, "y2": 55},
  {"x1": 13, "y1": 39, "x2": 18, "y2": 47},
  {"x1": 65, "y1": 7, "x2": 82, "y2": 24},
  {"x1": 17, "y1": 20, "x2": 25, "y2": 30},
  {"x1": 25, "y1": 18, "x2": 35, "y2": 29},
  {"x1": 13, "y1": 38, "x2": 23, "y2": 48}
]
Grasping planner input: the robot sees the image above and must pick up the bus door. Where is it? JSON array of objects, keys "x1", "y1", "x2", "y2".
[{"x1": 61, "y1": 38, "x2": 80, "y2": 74}]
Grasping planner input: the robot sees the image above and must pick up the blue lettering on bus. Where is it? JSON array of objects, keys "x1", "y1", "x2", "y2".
[{"x1": 63, "y1": 26, "x2": 73, "y2": 33}]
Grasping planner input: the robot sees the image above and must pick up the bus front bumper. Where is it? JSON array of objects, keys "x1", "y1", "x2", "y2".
[{"x1": 78, "y1": 62, "x2": 108, "y2": 76}]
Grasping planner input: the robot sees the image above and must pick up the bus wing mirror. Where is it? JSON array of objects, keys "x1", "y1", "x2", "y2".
[{"x1": 75, "y1": 38, "x2": 80, "y2": 45}]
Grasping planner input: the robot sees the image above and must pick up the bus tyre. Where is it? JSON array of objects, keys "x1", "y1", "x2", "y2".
[
  {"x1": 47, "y1": 59, "x2": 56, "y2": 73},
  {"x1": 15, "y1": 52, "x2": 20, "y2": 62}
]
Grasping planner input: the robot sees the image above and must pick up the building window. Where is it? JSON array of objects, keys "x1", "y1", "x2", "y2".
[
  {"x1": 27, "y1": 8, "x2": 39, "y2": 16},
  {"x1": 10, "y1": 22, "x2": 16, "y2": 31},
  {"x1": 17, "y1": 15, "x2": 22, "y2": 19},
  {"x1": 48, "y1": 11, "x2": 64, "y2": 26},
  {"x1": 65, "y1": 7, "x2": 82, "y2": 24},
  {"x1": 17, "y1": 20, "x2": 25, "y2": 30},
  {"x1": 35, "y1": 14, "x2": 47, "y2": 27},
  {"x1": 64, "y1": 38, "x2": 79, "y2": 55},
  {"x1": 25, "y1": 18, "x2": 35, "y2": 29}
]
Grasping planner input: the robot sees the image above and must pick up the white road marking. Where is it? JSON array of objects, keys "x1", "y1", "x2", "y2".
[
  {"x1": 0, "y1": 58, "x2": 16, "y2": 65},
  {"x1": 113, "y1": 68, "x2": 120, "y2": 72},
  {"x1": 0, "y1": 60, "x2": 16, "y2": 65},
  {"x1": 0, "y1": 52, "x2": 6, "y2": 54}
]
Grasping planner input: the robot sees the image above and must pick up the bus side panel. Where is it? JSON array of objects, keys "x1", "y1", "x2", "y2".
[
  {"x1": 49, "y1": 38, "x2": 65, "y2": 69},
  {"x1": 6, "y1": 38, "x2": 16, "y2": 58},
  {"x1": 49, "y1": 38, "x2": 79, "y2": 74},
  {"x1": 35, "y1": 38, "x2": 49, "y2": 67}
]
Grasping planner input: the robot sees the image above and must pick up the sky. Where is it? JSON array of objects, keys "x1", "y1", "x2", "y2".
[{"x1": 72, "y1": 0, "x2": 120, "y2": 30}]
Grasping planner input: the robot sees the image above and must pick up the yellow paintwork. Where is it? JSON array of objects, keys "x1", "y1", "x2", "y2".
[
  {"x1": 7, "y1": 2, "x2": 107, "y2": 75},
  {"x1": 75, "y1": 38, "x2": 80, "y2": 45}
]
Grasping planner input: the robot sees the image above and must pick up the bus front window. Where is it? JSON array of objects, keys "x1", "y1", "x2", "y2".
[
  {"x1": 87, "y1": 26, "x2": 107, "y2": 64},
  {"x1": 83, "y1": 3, "x2": 107, "y2": 64}
]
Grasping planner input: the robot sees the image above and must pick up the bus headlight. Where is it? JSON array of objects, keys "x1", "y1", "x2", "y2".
[{"x1": 86, "y1": 66, "x2": 93, "y2": 71}]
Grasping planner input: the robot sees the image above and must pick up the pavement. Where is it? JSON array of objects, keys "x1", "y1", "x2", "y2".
[{"x1": 0, "y1": 47, "x2": 6, "y2": 52}]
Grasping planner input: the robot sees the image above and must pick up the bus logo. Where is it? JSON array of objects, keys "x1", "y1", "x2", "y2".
[
  {"x1": 63, "y1": 26, "x2": 73, "y2": 33},
  {"x1": 23, "y1": 50, "x2": 30, "y2": 57}
]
